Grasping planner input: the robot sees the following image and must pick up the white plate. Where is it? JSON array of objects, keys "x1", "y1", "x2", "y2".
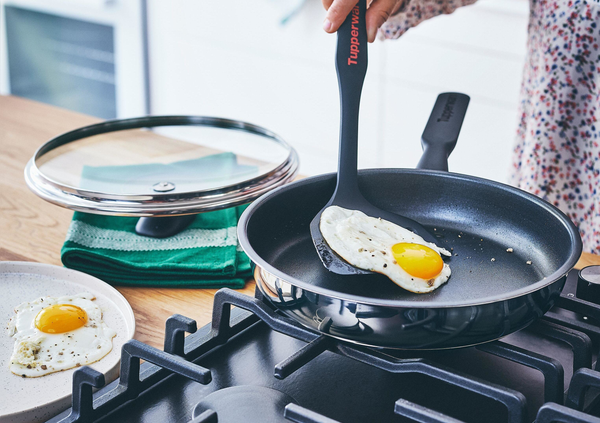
[{"x1": 0, "y1": 262, "x2": 135, "y2": 423}]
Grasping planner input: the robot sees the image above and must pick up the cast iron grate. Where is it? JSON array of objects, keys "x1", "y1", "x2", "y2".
[{"x1": 47, "y1": 285, "x2": 600, "y2": 423}]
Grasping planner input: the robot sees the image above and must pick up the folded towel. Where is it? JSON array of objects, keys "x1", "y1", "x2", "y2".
[
  {"x1": 61, "y1": 206, "x2": 253, "y2": 288},
  {"x1": 61, "y1": 151, "x2": 257, "y2": 288}
]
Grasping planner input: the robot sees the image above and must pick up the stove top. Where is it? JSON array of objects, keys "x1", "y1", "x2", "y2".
[{"x1": 47, "y1": 269, "x2": 600, "y2": 423}]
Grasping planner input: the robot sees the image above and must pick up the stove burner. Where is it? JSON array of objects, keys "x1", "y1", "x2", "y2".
[
  {"x1": 577, "y1": 265, "x2": 600, "y2": 304},
  {"x1": 314, "y1": 305, "x2": 373, "y2": 337},
  {"x1": 580, "y1": 266, "x2": 600, "y2": 285},
  {"x1": 192, "y1": 386, "x2": 297, "y2": 423}
]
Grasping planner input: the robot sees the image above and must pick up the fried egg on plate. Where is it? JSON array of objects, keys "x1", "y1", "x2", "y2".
[
  {"x1": 320, "y1": 206, "x2": 451, "y2": 293},
  {"x1": 6, "y1": 292, "x2": 116, "y2": 377}
]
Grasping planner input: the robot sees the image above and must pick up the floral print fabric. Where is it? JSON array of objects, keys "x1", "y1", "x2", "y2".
[
  {"x1": 380, "y1": 0, "x2": 477, "y2": 39},
  {"x1": 381, "y1": 0, "x2": 600, "y2": 253}
]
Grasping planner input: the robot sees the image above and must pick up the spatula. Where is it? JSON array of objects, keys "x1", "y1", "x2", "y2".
[{"x1": 310, "y1": 0, "x2": 468, "y2": 275}]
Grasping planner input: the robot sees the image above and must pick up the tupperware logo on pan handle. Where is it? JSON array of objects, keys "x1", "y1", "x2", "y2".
[
  {"x1": 347, "y1": 6, "x2": 360, "y2": 65},
  {"x1": 438, "y1": 94, "x2": 458, "y2": 122}
]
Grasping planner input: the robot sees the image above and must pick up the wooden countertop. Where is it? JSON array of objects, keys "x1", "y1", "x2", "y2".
[{"x1": 1, "y1": 94, "x2": 599, "y2": 350}]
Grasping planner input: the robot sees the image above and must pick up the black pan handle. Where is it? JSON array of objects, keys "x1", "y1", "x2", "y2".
[
  {"x1": 331, "y1": 0, "x2": 368, "y2": 205},
  {"x1": 417, "y1": 92, "x2": 470, "y2": 172}
]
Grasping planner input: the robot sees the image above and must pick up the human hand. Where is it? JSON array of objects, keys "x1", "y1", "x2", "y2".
[{"x1": 322, "y1": 0, "x2": 406, "y2": 42}]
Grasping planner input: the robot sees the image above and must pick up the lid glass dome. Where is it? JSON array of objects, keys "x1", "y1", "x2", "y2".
[{"x1": 25, "y1": 116, "x2": 299, "y2": 216}]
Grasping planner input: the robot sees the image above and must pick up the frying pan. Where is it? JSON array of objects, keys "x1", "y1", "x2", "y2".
[
  {"x1": 237, "y1": 87, "x2": 583, "y2": 350},
  {"x1": 238, "y1": 159, "x2": 581, "y2": 349},
  {"x1": 237, "y1": 2, "x2": 581, "y2": 349}
]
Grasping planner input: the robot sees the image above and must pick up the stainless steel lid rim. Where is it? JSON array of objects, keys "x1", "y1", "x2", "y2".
[
  {"x1": 26, "y1": 158, "x2": 299, "y2": 216},
  {"x1": 27, "y1": 154, "x2": 297, "y2": 202},
  {"x1": 30, "y1": 149, "x2": 297, "y2": 200},
  {"x1": 26, "y1": 116, "x2": 299, "y2": 216}
]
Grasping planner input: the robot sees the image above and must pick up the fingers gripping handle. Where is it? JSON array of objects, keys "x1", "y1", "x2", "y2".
[
  {"x1": 334, "y1": 0, "x2": 368, "y2": 200},
  {"x1": 417, "y1": 92, "x2": 470, "y2": 172}
]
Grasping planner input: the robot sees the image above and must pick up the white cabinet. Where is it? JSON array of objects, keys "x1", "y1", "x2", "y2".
[{"x1": 146, "y1": 0, "x2": 528, "y2": 182}]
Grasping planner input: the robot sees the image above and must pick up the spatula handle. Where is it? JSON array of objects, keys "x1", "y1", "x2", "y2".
[{"x1": 333, "y1": 0, "x2": 368, "y2": 203}]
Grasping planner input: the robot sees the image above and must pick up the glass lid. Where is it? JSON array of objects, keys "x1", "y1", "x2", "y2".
[{"x1": 25, "y1": 116, "x2": 299, "y2": 216}]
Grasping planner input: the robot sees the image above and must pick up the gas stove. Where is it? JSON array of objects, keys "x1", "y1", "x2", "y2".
[{"x1": 48, "y1": 268, "x2": 600, "y2": 423}]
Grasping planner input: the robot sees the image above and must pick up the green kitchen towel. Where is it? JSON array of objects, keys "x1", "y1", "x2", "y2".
[
  {"x1": 61, "y1": 206, "x2": 253, "y2": 288},
  {"x1": 61, "y1": 151, "x2": 257, "y2": 288}
]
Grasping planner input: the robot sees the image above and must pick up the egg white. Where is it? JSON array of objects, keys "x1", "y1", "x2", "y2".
[
  {"x1": 6, "y1": 292, "x2": 116, "y2": 377},
  {"x1": 320, "y1": 206, "x2": 452, "y2": 293}
]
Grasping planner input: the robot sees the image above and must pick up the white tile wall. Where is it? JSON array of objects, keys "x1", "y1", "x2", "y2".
[{"x1": 147, "y1": 0, "x2": 529, "y2": 182}]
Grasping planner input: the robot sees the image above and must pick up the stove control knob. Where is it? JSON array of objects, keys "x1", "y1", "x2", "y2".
[{"x1": 576, "y1": 266, "x2": 600, "y2": 304}]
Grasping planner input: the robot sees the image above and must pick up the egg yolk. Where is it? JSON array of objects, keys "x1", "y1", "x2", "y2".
[
  {"x1": 391, "y1": 243, "x2": 444, "y2": 279},
  {"x1": 35, "y1": 304, "x2": 88, "y2": 334}
]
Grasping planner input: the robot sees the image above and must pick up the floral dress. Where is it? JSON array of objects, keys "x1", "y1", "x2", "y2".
[{"x1": 381, "y1": 0, "x2": 600, "y2": 254}]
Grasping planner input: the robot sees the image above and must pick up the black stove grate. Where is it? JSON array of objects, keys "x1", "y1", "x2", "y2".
[{"x1": 48, "y1": 271, "x2": 600, "y2": 423}]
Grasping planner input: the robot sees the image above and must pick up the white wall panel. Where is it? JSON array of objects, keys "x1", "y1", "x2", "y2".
[
  {"x1": 147, "y1": 0, "x2": 529, "y2": 180},
  {"x1": 380, "y1": 79, "x2": 517, "y2": 181}
]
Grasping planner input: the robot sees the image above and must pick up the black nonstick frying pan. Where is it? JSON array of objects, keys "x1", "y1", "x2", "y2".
[
  {"x1": 238, "y1": 146, "x2": 582, "y2": 349},
  {"x1": 237, "y1": 2, "x2": 582, "y2": 350}
]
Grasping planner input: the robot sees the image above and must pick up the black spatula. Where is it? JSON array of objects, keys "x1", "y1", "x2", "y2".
[{"x1": 310, "y1": 0, "x2": 470, "y2": 275}]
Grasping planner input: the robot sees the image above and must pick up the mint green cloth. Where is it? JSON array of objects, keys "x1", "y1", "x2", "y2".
[{"x1": 61, "y1": 206, "x2": 253, "y2": 288}]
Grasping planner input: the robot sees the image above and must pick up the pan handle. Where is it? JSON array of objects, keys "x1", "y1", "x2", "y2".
[{"x1": 416, "y1": 92, "x2": 470, "y2": 172}]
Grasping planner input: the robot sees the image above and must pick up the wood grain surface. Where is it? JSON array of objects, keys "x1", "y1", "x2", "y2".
[{"x1": 1, "y1": 94, "x2": 599, "y2": 351}]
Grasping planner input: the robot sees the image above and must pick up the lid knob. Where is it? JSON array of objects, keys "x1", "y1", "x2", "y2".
[{"x1": 152, "y1": 181, "x2": 176, "y2": 193}]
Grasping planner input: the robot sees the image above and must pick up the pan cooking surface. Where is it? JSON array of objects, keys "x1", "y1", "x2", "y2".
[
  {"x1": 242, "y1": 170, "x2": 580, "y2": 307},
  {"x1": 270, "y1": 225, "x2": 543, "y2": 303}
]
